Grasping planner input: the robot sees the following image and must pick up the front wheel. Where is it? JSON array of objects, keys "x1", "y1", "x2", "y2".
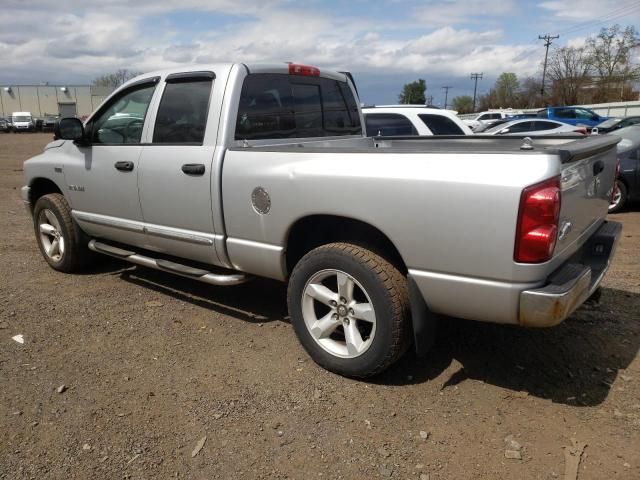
[
  {"x1": 33, "y1": 193, "x2": 93, "y2": 272},
  {"x1": 287, "y1": 243, "x2": 411, "y2": 378}
]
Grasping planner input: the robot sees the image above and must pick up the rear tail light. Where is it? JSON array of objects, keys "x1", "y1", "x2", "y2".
[
  {"x1": 288, "y1": 63, "x2": 320, "y2": 77},
  {"x1": 514, "y1": 176, "x2": 561, "y2": 263},
  {"x1": 610, "y1": 158, "x2": 621, "y2": 203}
]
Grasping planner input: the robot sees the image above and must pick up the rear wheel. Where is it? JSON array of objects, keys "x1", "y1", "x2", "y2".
[
  {"x1": 33, "y1": 193, "x2": 93, "y2": 272},
  {"x1": 288, "y1": 242, "x2": 411, "y2": 378},
  {"x1": 609, "y1": 180, "x2": 627, "y2": 213}
]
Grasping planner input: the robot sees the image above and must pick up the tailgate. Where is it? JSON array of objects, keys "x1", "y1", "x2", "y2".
[{"x1": 554, "y1": 135, "x2": 620, "y2": 254}]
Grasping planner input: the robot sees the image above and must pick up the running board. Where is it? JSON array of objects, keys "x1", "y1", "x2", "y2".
[{"x1": 88, "y1": 239, "x2": 249, "y2": 286}]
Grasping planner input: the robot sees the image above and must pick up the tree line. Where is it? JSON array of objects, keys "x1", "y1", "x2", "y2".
[{"x1": 398, "y1": 25, "x2": 639, "y2": 114}]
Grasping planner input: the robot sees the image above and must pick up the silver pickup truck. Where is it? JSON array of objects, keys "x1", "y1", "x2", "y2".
[{"x1": 22, "y1": 63, "x2": 622, "y2": 377}]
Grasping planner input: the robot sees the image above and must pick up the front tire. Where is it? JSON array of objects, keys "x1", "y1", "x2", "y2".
[
  {"x1": 609, "y1": 180, "x2": 627, "y2": 213},
  {"x1": 288, "y1": 243, "x2": 411, "y2": 378},
  {"x1": 33, "y1": 193, "x2": 92, "y2": 273}
]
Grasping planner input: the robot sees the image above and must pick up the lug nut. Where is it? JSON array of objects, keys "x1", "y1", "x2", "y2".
[
  {"x1": 349, "y1": 308, "x2": 354, "y2": 315},
  {"x1": 332, "y1": 313, "x2": 338, "y2": 320},
  {"x1": 330, "y1": 300, "x2": 337, "y2": 307},
  {"x1": 340, "y1": 297, "x2": 346, "y2": 304},
  {"x1": 343, "y1": 318, "x2": 350, "y2": 325}
]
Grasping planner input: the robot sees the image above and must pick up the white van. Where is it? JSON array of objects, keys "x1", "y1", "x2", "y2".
[{"x1": 11, "y1": 112, "x2": 35, "y2": 132}]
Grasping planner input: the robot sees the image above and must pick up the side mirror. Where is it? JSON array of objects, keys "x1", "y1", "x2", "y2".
[{"x1": 54, "y1": 117, "x2": 85, "y2": 141}]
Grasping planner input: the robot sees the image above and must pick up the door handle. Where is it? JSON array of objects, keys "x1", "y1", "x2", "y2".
[
  {"x1": 181, "y1": 163, "x2": 205, "y2": 176},
  {"x1": 114, "y1": 161, "x2": 134, "y2": 172},
  {"x1": 593, "y1": 160, "x2": 604, "y2": 176}
]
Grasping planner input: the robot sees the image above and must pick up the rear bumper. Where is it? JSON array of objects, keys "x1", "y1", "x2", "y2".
[{"x1": 519, "y1": 220, "x2": 622, "y2": 327}]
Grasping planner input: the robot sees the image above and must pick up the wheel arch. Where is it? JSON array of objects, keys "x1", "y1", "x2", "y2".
[
  {"x1": 29, "y1": 177, "x2": 64, "y2": 210},
  {"x1": 284, "y1": 214, "x2": 407, "y2": 276}
]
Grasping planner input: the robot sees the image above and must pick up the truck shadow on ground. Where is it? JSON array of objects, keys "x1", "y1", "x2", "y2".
[
  {"x1": 376, "y1": 287, "x2": 640, "y2": 406},
  {"x1": 109, "y1": 261, "x2": 638, "y2": 407},
  {"x1": 115, "y1": 264, "x2": 289, "y2": 324}
]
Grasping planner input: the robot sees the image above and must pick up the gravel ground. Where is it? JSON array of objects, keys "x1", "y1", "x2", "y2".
[{"x1": 1, "y1": 133, "x2": 639, "y2": 480}]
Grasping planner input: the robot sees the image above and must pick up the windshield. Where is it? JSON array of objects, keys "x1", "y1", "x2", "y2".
[
  {"x1": 484, "y1": 121, "x2": 515, "y2": 134},
  {"x1": 596, "y1": 118, "x2": 621, "y2": 128},
  {"x1": 13, "y1": 116, "x2": 31, "y2": 122}
]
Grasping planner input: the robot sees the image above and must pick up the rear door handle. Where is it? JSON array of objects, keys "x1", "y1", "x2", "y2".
[
  {"x1": 593, "y1": 160, "x2": 604, "y2": 176},
  {"x1": 114, "y1": 161, "x2": 134, "y2": 172},
  {"x1": 181, "y1": 163, "x2": 205, "y2": 176}
]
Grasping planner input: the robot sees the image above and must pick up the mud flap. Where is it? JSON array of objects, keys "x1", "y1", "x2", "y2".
[{"x1": 407, "y1": 274, "x2": 438, "y2": 357}]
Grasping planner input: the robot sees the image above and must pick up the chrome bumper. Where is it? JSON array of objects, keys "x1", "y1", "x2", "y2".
[{"x1": 519, "y1": 221, "x2": 622, "y2": 327}]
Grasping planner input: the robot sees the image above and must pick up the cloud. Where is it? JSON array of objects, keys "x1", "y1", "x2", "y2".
[
  {"x1": 539, "y1": 0, "x2": 640, "y2": 20},
  {"x1": 0, "y1": 0, "x2": 564, "y2": 97},
  {"x1": 414, "y1": 0, "x2": 517, "y2": 26}
]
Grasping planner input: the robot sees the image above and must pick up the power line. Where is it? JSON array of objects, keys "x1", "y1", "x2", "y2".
[
  {"x1": 556, "y1": 2, "x2": 640, "y2": 36},
  {"x1": 470, "y1": 73, "x2": 483, "y2": 112},
  {"x1": 441, "y1": 86, "x2": 452, "y2": 109},
  {"x1": 539, "y1": 34, "x2": 559, "y2": 104}
]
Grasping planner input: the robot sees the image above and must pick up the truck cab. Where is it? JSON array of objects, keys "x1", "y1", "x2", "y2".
[{"x1": 11, "y1": 111, "x2": 35, "y2": 132}]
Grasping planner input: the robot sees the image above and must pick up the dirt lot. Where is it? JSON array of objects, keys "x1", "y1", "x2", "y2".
[{"x1": 1, "y1": 133, "x2": 639, "y2": 480}]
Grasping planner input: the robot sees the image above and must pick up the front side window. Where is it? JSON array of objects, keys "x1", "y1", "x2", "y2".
[
  {"x1": 90, "y1": 82, "x2": 156, "y2": 144},
  {"x1": 418, "y1": 114, "x2": 464, "y2": 135},
  {"x1": 506, "y1": 121, "x2": 533, "y2": 133},
  {"x1": 532, "y1": 121, "x2": 557, "y2": 131},
  {"x1": 555, "y1": 108, "x2": 575, "y2": 119},
  {"x1": 153, "y1": 77, "x2": 213, "y2": 144},
  {"x1": 576, "y1": 108, "x2": 597, "y2": 120},
  {"x1": 364, "y1": 113, "x2": 417, "y2": 136},
  {"x1": 235, "y1": 74, "x2": 361, "y2": 140}
]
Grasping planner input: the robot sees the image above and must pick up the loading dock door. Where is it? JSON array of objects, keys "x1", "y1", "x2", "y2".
[{"x1": 58, "y1": 103, "x2": 77, "y2": 117}]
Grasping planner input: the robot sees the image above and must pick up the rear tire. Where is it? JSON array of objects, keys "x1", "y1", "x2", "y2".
[
  {"x1": 33, "y1": 193, "x2": 93, "y2": 273},
  {"x1": 609, "y1": 180, "x2": 627, "y2": 213},
  {"x1": 287, "y1": 242, "x2": 411, "y2": 378}
]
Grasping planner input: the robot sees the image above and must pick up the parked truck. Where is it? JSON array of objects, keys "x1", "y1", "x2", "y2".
[{"x1": 22, "y1": 63, "x2": 622, "y2": 377}]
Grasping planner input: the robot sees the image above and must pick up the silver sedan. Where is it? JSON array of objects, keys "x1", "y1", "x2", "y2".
[{"x1": 483, "y1": 119, "x2": 586, "y2": 136}]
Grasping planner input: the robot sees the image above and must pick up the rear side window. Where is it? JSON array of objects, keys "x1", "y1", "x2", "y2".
[
  {"x1": 364, "y1": 113, "x2": 417, "y2": 136},
  {"x1": 418, "y1": 114, "x2": 464, "y2": 135},
  {"x1": 153, "y1": 76, "x2": 213, "y2": 144},
  {"x1": 235, "y1": 74, "x2": 361, "y2": 140}
]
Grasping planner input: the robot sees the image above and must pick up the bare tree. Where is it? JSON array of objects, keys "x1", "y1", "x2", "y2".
[
  {"x1": 548, "y1": 46, "x2": 591, "y2": 105},
  {"x1": 514, "y1": 76, "x2": 543, "y2": 108},
  {"x1": 586, "y1": 25, "x2": 640, "y2": 101},
  {"x1": 92, "y1": 69, "x2": 141, "y2": 89}
]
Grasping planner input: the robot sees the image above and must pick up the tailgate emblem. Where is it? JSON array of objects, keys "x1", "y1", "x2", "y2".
[{"x1": 558, "y1": 221, "x2": 572, "y2": 240}]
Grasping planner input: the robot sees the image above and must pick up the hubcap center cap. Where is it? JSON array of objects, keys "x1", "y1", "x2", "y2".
[{"x1": 337, "y1": 305, "x2": 348, "y2": 317}]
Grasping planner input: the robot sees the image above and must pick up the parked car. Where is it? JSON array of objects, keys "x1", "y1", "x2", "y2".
[
  {"x1": 608, "y1": 125, "x2": 640, "y2": 213},
  {"x1": 536, "y1": 106, "x2": 607, "y2": 128},
  {"x1": 22, "y1": 62, "x2": 621, "y2": 378},
  {"x1": 0, "y1": 117, "x2": 10, "y2": 133},
  {"x1": 42, "y1": 115, "x2": 59, "y2": 132},
  {"x1": 482, "y1": 119, "x2": 586, "y2": 136},
  {"x1": 463, "y1": 109, "x2": 523, "y2": 131},
  {"x1": 473, "y1": 114, "x2": 537, "y2": 133},
  {"x1": 11, "y1": 111, "x2": 35, "y2": 132},
  {"x1": 593, "y1": 116, "x2": 640, "y2": 134},
  {"x1": 362, "y1": 106, "x2": 472, "y2": 136}
]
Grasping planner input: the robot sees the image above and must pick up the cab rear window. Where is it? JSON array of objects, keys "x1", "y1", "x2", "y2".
[{"x1": 235, "y1": 74, "x2": 361, "y2": 140}]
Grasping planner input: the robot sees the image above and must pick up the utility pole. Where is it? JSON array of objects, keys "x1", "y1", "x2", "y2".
[
  {"x1": 539, "y1": 34, "x2": 559, "y2": 105},
  {"x1": 425, "y1": 94, "x2": 434, "y2": 106},
  {"x1": 470, "y1": 73, "x2": 483, "y2": 112},
  {"x1": 442, "y1": 86, "x2": 452, "y2": 109}
]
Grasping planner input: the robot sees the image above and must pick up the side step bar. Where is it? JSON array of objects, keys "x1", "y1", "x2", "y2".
[{"x1": 88, "y1": 239, "x2": 249, "y2": 286}]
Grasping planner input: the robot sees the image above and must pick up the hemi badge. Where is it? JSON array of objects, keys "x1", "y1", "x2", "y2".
[{"x1": 54, "y1": 167, "x2": 63, "y2": 173}]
